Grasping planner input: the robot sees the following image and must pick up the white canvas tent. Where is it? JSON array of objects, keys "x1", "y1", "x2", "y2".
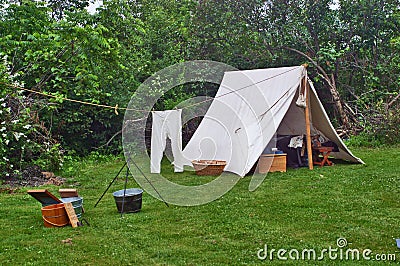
[{"x1": 182, "y1": 65, "x2": 363, "y2": 176}]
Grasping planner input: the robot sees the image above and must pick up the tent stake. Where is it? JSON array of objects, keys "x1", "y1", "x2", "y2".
[{"x1": 304, "y1": 75, "x2": 314, "y2": 170}]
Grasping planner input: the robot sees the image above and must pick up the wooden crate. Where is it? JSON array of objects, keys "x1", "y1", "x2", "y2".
[
  {"x1": 258, "y1": 154, "x2": 287, "y2": 173},
  {"x1": 59, "y1": 189, "x2": 79, "y2": 198}
]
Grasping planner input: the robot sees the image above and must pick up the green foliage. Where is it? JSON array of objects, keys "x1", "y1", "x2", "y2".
[
  {"x1": 48, "y1": 0, "x2": 89, "y2": 20},
  {"x1": 0, "y1": 23, "x2": 64, "y2": 176},
  {"x1": 188, "y1": 0, "x2": 272, "y2": 69},
  {"x1": 258, "y1": 0, "x2": 400, "y2": 140},
  {"x1": 0, "y1": 1, "x2": 133, "y2": 155},
  {"x1": 356, "y1": 98, "x2": 400, "y2": 145},
  {"x1": 0, "y1": 89, "x2": 63, "y2": 177},
  {"x1": 343, "y1": 133, "x2": 384, "y2": 148}
]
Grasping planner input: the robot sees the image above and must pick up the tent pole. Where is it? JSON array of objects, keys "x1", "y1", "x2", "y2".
[{"x1": 304, "y1": 76, "x2": 314, "y2": 170}]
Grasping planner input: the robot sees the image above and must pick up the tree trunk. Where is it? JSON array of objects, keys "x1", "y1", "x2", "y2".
[
  {"x1": 330, "y1": 74, "x2": 350, "y2": 130},
  {"x1": 280, "y1": 46, "x2": 352, "y2": 132}
]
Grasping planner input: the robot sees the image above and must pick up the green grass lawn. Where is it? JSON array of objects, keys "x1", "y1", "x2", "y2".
[{"x1": 0, "y1": 147, "x2": 399, "y2": 265}]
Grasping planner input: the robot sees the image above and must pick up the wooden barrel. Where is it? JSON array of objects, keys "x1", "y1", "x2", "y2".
[{"x1": 41, "y1": 203, "x2": 69, "y2": 227}]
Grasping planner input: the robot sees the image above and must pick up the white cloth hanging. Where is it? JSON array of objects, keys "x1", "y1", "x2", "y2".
[
  {"x1": 150, "y1": 109, "x2": 185, "y2": 173},
  {"x1": 295, "y1": 93, "x2": 306, "y2": 108},
  {"x1": 288, "y1": 135, "x2": 304, "y2": 149},
  {"x1": 296, "y1": 74, "x2": 307, "y2": 108}
]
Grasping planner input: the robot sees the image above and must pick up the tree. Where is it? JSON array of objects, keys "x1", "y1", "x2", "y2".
[
  {"x1": 189, "y1": 0, "x2": 271, "y2": 69},
  {"x1": 0, "y1": 1, "x2": 65, "y2": 175},
  {"x1": 48, "y1": 0, "x2": 89, "y2": 20},
  {"x1": 0, "y1": 1, "x2": 128, "y2": 155}
]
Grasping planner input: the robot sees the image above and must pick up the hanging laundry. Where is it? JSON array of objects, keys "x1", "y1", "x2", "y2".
[{"x1": 150, "y1": 109, "x2": 185, "y2": 173}]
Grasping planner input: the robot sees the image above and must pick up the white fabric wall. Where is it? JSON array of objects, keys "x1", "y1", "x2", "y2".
[
  {"x1": 182, "y1": 66, "x2": 363, "y2": 176},
  {"x1": 183, "y1": 66, "x2": 306, "y2": 176}
]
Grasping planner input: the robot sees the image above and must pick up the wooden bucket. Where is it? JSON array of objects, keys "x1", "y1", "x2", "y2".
[{"x1": 41, "y1": 203, "x2": 69, "y2": 228}]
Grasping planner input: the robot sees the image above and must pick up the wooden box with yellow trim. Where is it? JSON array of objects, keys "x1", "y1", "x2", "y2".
[{"x1": 258, "y1": 154, "x2": 287, "y2": 173}]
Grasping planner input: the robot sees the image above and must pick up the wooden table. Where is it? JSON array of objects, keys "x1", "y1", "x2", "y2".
[{"x1": 312, "y1": 146, "x2": 334, "y2": 167}]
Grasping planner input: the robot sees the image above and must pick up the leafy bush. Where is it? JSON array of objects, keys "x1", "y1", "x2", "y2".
[
  {"x1": 343, "y1": 133, "x2": 384, "y2": 148},
  {"x1": 0, "y1": 90, "x2": 64, "y2": 178},
  {"x1": 353, "y1": 97, "x2": 400, "y2": 146}
]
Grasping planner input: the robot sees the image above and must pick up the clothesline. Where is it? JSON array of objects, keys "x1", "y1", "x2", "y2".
[
  {"x1": 0, "y1": 82, "x2": 147, "y2": 114},
  {"x1": 1, "y1": 65, "x2": 300, "y2": 115}
]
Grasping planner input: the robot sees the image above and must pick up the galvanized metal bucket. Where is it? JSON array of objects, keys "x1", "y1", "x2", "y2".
[{"x1": 113, "y1": 188, "x2": 143, "y2": 213}]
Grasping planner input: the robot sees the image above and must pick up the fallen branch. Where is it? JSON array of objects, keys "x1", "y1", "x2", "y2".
[
  {"x1": 387, "y1": 92, "x2": 400, "y2": 110},
  {"x1": 99, "y1": 130, "x2": 122, "y2": 149}
]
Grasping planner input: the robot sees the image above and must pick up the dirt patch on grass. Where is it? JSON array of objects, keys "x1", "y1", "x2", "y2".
[{"x1": 1, "y1": 165, "x2": 65, "y2": 187}]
